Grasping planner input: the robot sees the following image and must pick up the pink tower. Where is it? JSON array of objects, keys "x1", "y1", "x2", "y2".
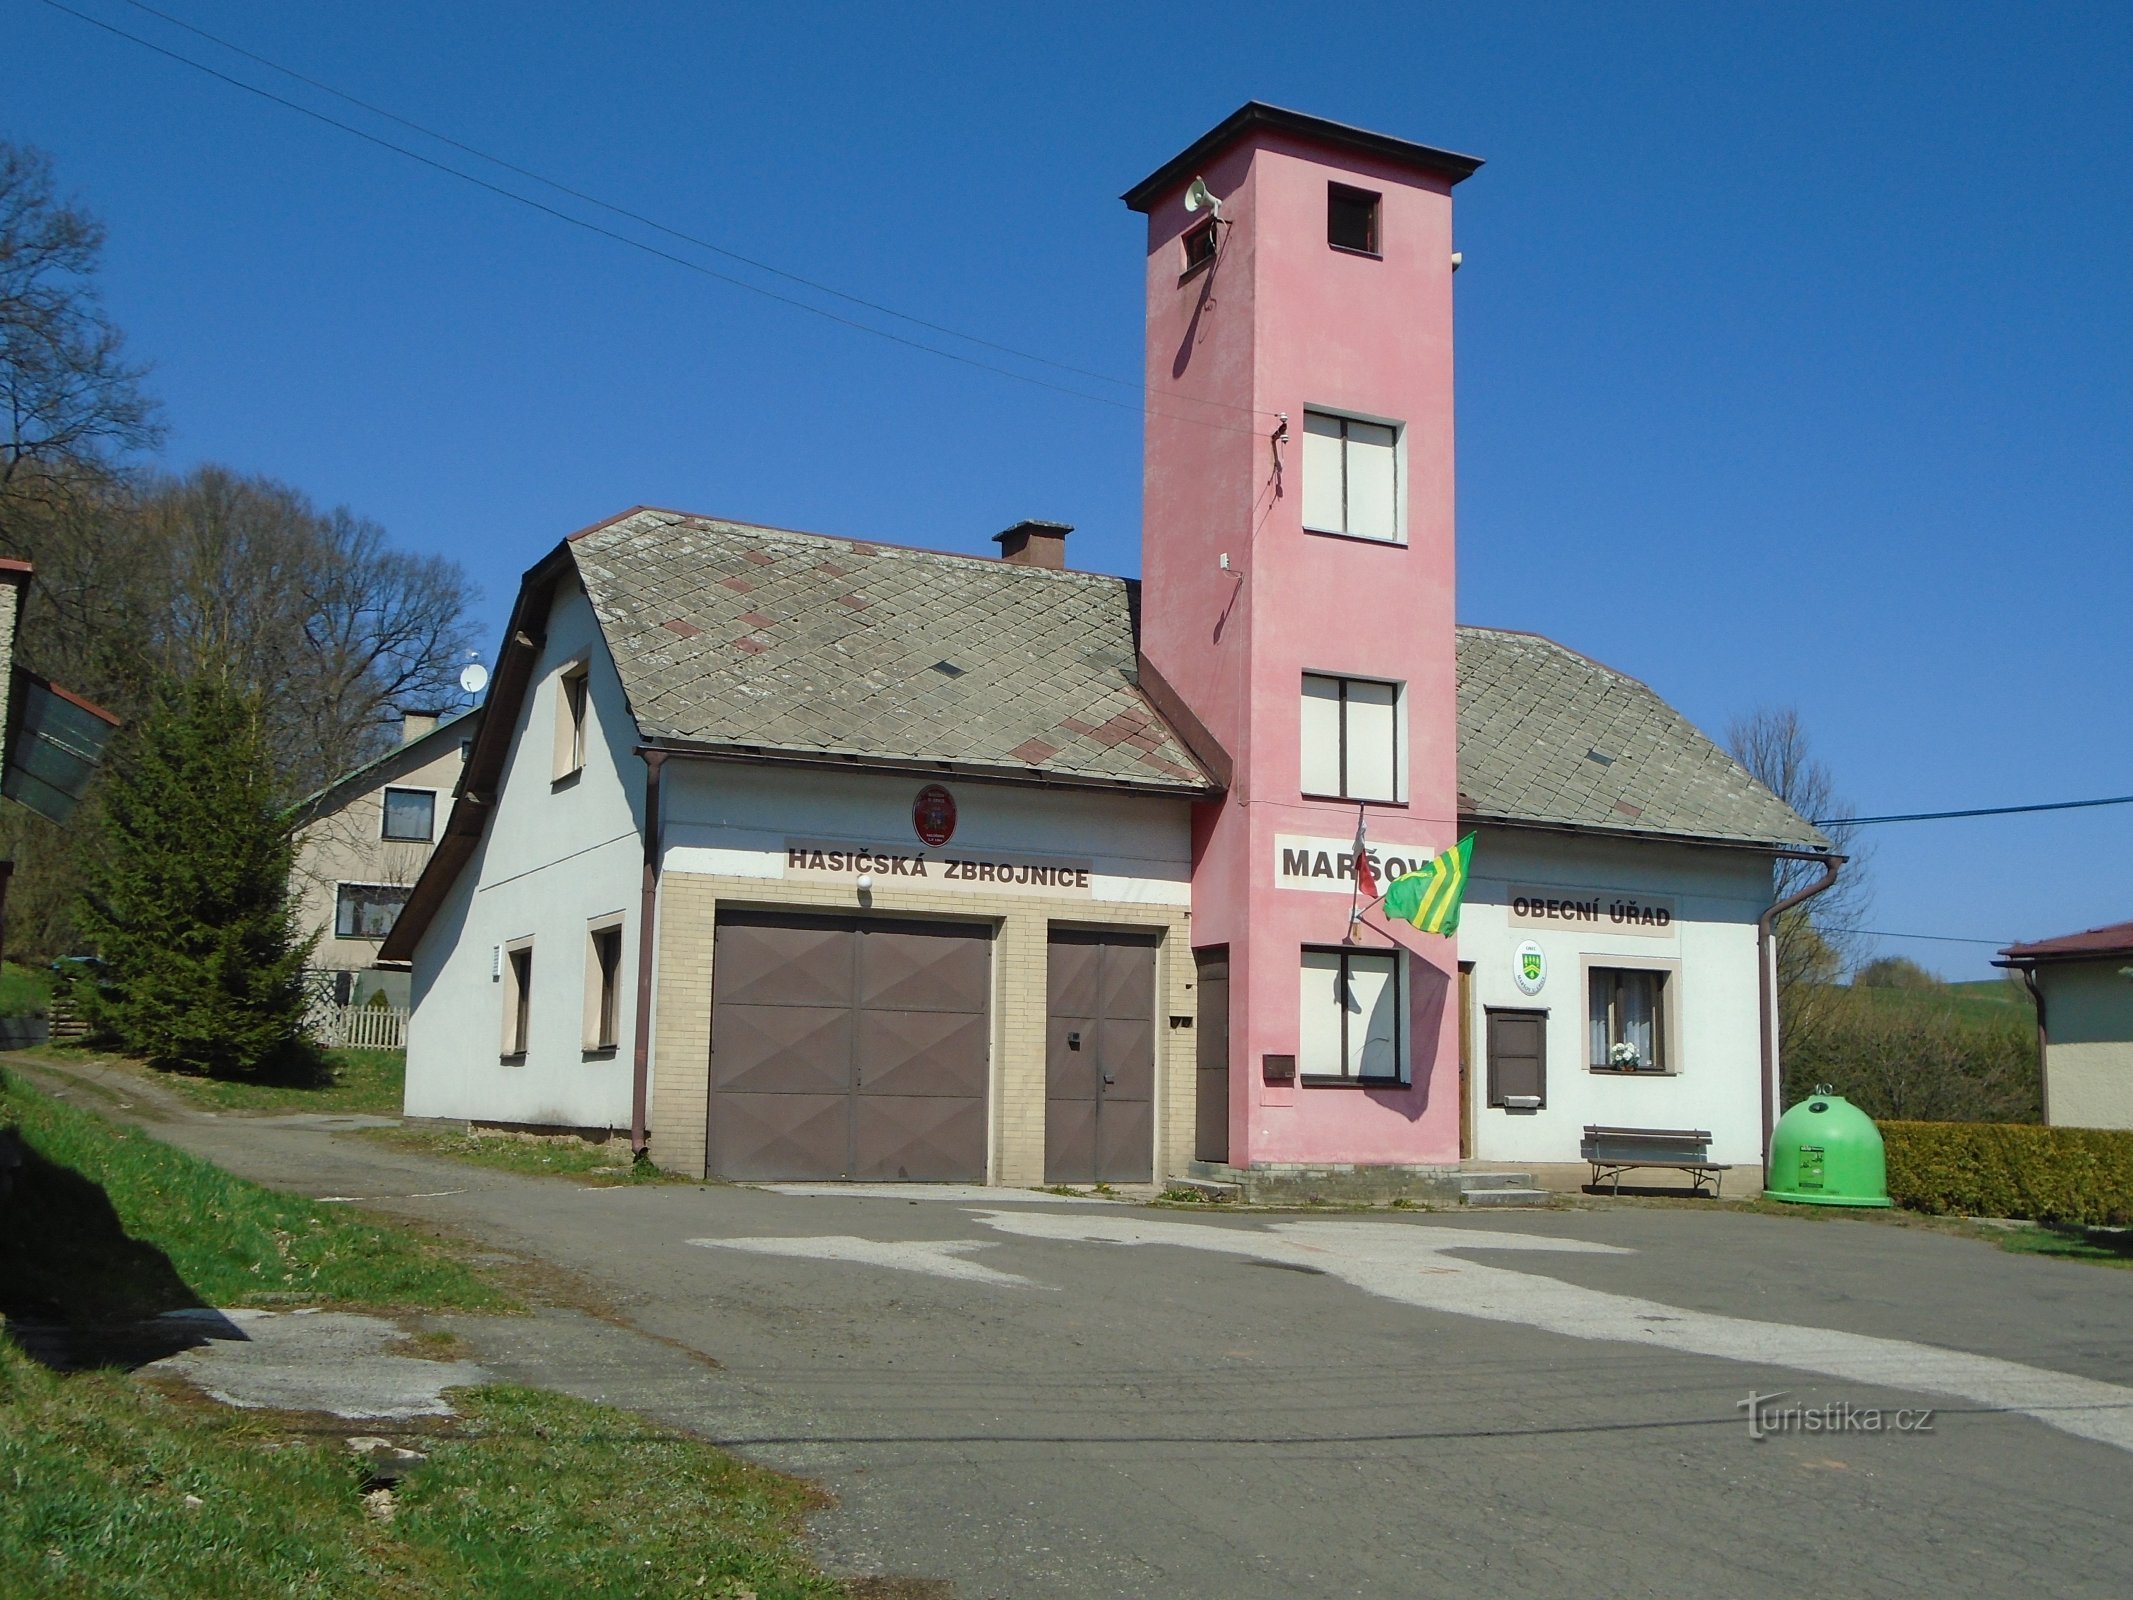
[{"x1": 1126, "y1": 104, "x2": 1482, "y2": 1170}]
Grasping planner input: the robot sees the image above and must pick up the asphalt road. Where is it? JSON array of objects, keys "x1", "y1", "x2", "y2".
[{"x1": 26, "y1": 1057, "x2": 2133, "y2": 1599}]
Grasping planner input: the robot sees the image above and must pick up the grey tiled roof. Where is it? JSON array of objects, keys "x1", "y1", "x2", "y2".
[
  {"x1": 568, "y1": 510, "x2": 1211, "y2": 792},
  {"x1": 1455, "y1": 626, "x2": 1828, "y2": 849}
]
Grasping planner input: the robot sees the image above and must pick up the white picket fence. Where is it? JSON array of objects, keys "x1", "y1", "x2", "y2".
[{"x1": 312, "y1": 1003, "x2": 409, "y2": 1051}]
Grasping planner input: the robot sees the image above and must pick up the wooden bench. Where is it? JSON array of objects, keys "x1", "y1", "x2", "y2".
[{"x1": 1580, "y1": 1125, "x2": 1731, "y2": 1197}]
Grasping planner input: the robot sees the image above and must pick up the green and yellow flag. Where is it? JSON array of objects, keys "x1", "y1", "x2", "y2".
[{"x1": 1380, "y1": 835, "x2": 1474, "y2": 935}]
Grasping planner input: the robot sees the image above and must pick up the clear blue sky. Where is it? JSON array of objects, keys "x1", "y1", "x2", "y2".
[{"x1": 9, "y1": 0, "x2": 2129, "y2": 977}]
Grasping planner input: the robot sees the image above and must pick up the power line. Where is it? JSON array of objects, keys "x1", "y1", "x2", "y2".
[
  {"x1": 37, "y1": 0, "x2": 1274, "y2": 440},
  {"x1": 1823, "y1": 926, "x2": 2012, "y2": 948},
  {"x1": 1816, "y1": 793, "x2": 2133, "y2": 828},
  {"x1": 117, "y1": 0, "x2": 1269, "y2": 413}
]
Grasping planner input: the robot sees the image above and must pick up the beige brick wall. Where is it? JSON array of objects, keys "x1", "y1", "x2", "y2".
[{"x1": 646, "y1": 871, "x2": 1197, "y2": 1186}]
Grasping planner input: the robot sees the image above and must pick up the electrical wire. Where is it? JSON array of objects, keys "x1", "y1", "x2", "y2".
[
  {"x1": 121, "y1": 0, "x2": 1262, "y2": 413},
  {"x1": 35, "y1": 0, "x2": 1280, "y2": 440},
  {"x1": 1820, "y1": 927, "x2": 2014, "y2": 948},
  {"x1": 1816, "y1": 793, "x2": 2133, "y2": 828}
]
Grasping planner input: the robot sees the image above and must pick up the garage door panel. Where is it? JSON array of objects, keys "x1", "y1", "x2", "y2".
[
  {"x1": 709, "y1": 912, "x2": 990, "y2": 1183},
  {"x1": 1097, "y1": 1016, "x2": 1155, "y2": 1103},
  {"x1": 1045, "y1": 1096, "x2": 1097, "y2": 1185},
  {"x1": 1045, "y1": 931, "x2": 1158, "y2": 1185},
  {"x1": 709, "y1": 1092, "x2": 849, "y2": 1181},
  {"x1": 1046, "y1": 1023, "x2": 1098, "y2": 1103},
  {"x1": 860, "y1": 925, "x2": 990, "y2": 1013},
  {"x1": 712, "y1": 1005, "x2": 852, "y2": 1094},
  {"x1": 1097, "y1": 936, "x2": 1157, "y2": 1021},
  {"x1": 714, "y1": 918, "x2": 853, "y2": 1009},
  {"x1": 856, "y1": 1009, "x2": 989, "y2": 1098},
  {"x1": 1046, "y1": 933, "x2": 1103, "y2": 1017},
  {"x1": 853, "y1": 1095, "x2": 986, "y2": 1182},
  {"x1": 1095, "y1": 1096, "x2": 1154, "y2": 1184}
]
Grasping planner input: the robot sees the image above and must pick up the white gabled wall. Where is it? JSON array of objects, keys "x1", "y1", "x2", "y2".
[
  {"x1": 405, "y1": 576, "x2": 644, "y2": 1129},
  {"x1": 1462, "y1": 830, "x2": 1774, "y2": 1166}
]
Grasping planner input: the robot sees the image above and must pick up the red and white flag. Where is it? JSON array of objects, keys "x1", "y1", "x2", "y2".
[{"x1": 1351, "y1": 808, "x2": 1379, "y2": 901}]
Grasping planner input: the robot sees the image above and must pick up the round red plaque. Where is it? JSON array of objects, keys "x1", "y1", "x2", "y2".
[{"x1": 912, "y1": 784, "x2": 957, "y2": 847}]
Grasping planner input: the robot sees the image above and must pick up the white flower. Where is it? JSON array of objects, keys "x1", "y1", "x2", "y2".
[{"x1": 1609, "y1": 1041, "x2": 1642, "y2": 1068}]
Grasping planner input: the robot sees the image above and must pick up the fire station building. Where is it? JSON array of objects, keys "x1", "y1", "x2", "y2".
[{"x1": 383, "y1": 104, "x2": 1827, "y2": 1185}]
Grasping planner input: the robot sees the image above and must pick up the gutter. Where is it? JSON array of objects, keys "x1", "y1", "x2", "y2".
[
  {"x1": 628, "y1": 749, "x2": 666, "y2": 1161},
  {"x1": 1756, "y1": 850, "x2": 1845, "y2": 1185},
  {"x1": 1993, "y1": 957, "x2": 2051, "y2": 1124}
]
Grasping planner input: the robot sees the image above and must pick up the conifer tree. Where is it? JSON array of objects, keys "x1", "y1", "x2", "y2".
[{"x1": 75, "y1": 672, "x2": 316, "y2": 1075}]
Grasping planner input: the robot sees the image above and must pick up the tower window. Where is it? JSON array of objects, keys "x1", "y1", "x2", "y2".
[
  {"x1": 1302, "y1": 410, "x2": 1402, "y2": 542},
  {"x1": 1328, "y1": 184, "x2": 1380, "y2": 255},
  {"x1": 1181, "y1": 219, "x2": 1218, "y2": 276}
]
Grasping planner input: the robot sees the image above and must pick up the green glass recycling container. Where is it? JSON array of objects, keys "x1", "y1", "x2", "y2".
[{"x1": 1763, "y1": 1089, "x2": 1894, "y2": 1207}]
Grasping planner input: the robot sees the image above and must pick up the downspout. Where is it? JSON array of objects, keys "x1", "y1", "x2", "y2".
[
  {"x1": 1757, "y1": 850, "x2": 1844, "y2": 1185},
  {"x1": 2014, "y1": 964, "x2": 2048, "y2": 1124},
  {"x1": 628, "y1": 749, "x2": 667, "y2": 1161}
]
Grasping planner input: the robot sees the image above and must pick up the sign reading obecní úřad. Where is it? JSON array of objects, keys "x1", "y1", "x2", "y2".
[
  {"x1": 783, "y1": 842, "x2": 1094, "y2": 896},
  {"x1": 1507, "y1": 886, "x2": 1677, "y2": 937}
]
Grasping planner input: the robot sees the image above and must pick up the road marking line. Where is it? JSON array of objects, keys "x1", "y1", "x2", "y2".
[
  {"x1": 688, "y1": 1234, "x2": 1050, "y2": 1289},
  {"x1": 973, "y1": 1212, "x2": 2133, "y2": 1455}
]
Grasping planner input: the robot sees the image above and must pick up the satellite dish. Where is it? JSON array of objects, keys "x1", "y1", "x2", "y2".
[
  {"x1": 459, "y1": 661, "x2": 490, "y2": 695},
  {"x1": 1182, "y1": 176, "x2": 1223, "y2": 219}
]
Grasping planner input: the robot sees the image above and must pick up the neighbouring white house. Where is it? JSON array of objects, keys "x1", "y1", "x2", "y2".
[{"x1": 1998, "y1": 922, "x2": 2133, "y2": 1129}]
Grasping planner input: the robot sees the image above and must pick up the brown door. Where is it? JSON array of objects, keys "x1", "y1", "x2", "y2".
[
  {"x1": 1193, "y1": 946, "x2": 1230, "y2": 1164},
  {"x1": 1485, "y1": 1008, "x2": 1547, "y2": 1109},
  {"x1": 1046, "y1": 929, "x2": 1158, "y2": 1184},
  {"x1": 708, "y1": 912, "x2": 990, "y2": 1181}
]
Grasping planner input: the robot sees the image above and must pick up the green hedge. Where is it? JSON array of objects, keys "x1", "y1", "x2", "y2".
[{"x1": 1883, "y1": 1121, "x2": 2133, "y2": 1225}]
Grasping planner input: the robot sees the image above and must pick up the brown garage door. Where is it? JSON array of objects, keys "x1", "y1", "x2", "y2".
[
  {"x1": 708, "y1": 912, "x2": 991, "y2": 1181},
  {"x1": 1046, "y1": 928, "x2": 1158, "y2": 1184}
]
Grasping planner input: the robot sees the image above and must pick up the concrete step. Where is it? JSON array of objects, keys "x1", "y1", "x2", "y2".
[
  {"x1": 1453, "y1": 1171, "x2": 1537, "y2": 1192},
  {"x1": 1165, "y1": 1175, "x2": 1244, "y2": 1203},
  {"x1": 1460, "y1": 1186, "x2": 1553, "y2": 1208}
]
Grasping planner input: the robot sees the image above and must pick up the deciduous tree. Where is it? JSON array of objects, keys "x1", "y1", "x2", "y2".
[
  {"x1": 0, "y1": 141, "x2": 161, "y2": 545},
  {"x1": 1725, "y1": 706, "x2": 1870, "y2": 1064}
]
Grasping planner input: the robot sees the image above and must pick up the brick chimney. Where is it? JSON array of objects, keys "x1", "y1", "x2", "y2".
[
  {"x1": 400, "y1": 708, "x2": 442, "y2": 744},
  {"x1": 993, "y1": 520, "x2": 1072, "y2": 569}
]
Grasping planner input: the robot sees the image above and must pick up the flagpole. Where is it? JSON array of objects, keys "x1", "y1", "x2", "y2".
[{"x1": 1347, "y1": 801, "x2": 1371, "y2": 942}]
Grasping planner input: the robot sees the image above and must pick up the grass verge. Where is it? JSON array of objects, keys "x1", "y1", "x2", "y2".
[
  {"x1": 0, "y1": 1341, "x2": 845, "y2": 1598},
  {"x1": 1978, "y1": 1222, "x2": 2133, "y2": 1269},
  {"x1": 0, "y1": 959, "x2": 53, "y2": 1018},
  {"x1": 360, "y1": 1124, "x2": 687, "y2": 1186},
  {"x1": 0, "y1": 1066, "x2": 505, "y2": 1323},
  {"x1": 146, "y1": 1047, "x2": 408, "y2": 1117}
]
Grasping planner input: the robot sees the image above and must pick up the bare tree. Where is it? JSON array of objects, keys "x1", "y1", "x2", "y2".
[
  {"x1": 143, "y1": 465, "x2": 478, "y2": 796},
  {"x1": 1725, "y1": 706, "x2": 1871, "y2": 1064},
  {"x1": 0, "y1": 141, "x2": 161, "y2": 544}
]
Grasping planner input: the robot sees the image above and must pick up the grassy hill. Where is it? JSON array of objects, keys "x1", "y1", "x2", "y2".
[{"x1": 1787, "y1": 976, "x2": 2039, "y2": 1123}]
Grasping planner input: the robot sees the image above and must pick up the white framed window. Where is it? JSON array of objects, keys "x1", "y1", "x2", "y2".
[
  {"x1": 1298, "y1": 946, "x2": 1404, "y2": 1082},
  {"x1": 335, "y1": 883, "x2": 408, "y2": 940},
  {"x1": 380, "y1": 786, "x2": 436, "y2": 843},
  {"x1": 502, "y1": 937, "x2": 534, "y2": 1060},
  {"x1": 1302, "y1": 409, "x2": 1401, "y2": 542},
  {"x1": 1301, "y1": 673, "x2": 1404, "y2": 802},
  {"x1": 1586, "y1": 960, "x2": 1680, "y2": 1074},
  {"x1": 553, "y1": 660, "x2": 590, "y2": 781},
  {"x1": 583, "y1": 916, "x2": 626, "y2": 1054}
]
